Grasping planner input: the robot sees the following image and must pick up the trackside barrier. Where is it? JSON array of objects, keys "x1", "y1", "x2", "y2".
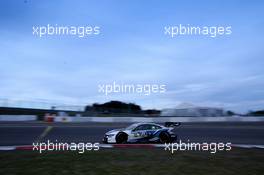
[
  {"x1": 52, "y1": 116, "x2": 264, "y2": 123},
  {"x1": 0, "y1": 115, "x2": 37, "y2": 121}
]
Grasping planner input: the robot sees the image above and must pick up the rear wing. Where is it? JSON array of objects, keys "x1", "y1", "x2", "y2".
[{"x1": 165, "y1": 122, "x2": 181, "y2": 127}]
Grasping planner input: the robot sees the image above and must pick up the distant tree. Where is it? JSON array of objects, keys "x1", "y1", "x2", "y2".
[
  {"x1": 85, "y1": 101, "x2": 142, "y2": 113},
  {"x1": 248, "y1": 110, "x2": 264, "y2": 116},
  {"x1": 84, "y1": 105, "x2": 93, "y2": 111},
  {"x1": 226, "y1": 110, "x2": 235, "y2": 116},
  {"x1": 128, "y1": 103, "x2": 141, "y2": 111},
  {"x1": 144, "y1": 109, "x2": 161, "y2": 115}
]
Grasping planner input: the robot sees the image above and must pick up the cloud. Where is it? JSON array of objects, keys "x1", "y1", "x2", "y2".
[{"x1": 0, "y1": 1, "x2": 264, "y2": 113}]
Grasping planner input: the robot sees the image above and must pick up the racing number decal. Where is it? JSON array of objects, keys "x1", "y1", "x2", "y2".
[
  {"x1": 145, "y1": 131, "x2": 153, "y2": 137},
  {"x1": 134, "y1": 131, "x2": 153, "y2": 137}
]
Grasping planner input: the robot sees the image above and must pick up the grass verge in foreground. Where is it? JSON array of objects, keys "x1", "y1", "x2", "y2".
[{"x1": 0, "y1": 148, "x2": 263, "y2": 175}]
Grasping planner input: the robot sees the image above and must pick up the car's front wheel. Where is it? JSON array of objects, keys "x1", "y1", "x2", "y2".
[
  {"x1": 115, "y1": 132, "x2": 128, "y2": 144},
  {"x1": 159, "y1": 132, "x2": 171, "y2": 143}
]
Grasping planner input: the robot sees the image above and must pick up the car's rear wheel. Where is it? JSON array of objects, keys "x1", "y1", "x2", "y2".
[
  {"x1": 115, "y1": 132, "x2": 128, "y2": 143},
  {"x1": 159, "y1": 132, "x2": 171, "y2": 143}
]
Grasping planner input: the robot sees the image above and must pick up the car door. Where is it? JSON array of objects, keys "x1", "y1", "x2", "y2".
[
  {"x1": 145, "y1": 124, "x2": 161, "y2": 137},
  {"x1": 130, "y1": 124, "x2": 155, "y2": 140}
]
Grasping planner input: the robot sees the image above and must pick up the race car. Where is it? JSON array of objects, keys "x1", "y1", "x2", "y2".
[{"x1": 102, "y1": 122, "x2": 180, "y2": 144}]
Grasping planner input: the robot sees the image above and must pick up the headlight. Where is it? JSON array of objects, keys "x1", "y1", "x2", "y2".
[{"x1": 106, "y1": 134, "x2": 115, "y2": 137}]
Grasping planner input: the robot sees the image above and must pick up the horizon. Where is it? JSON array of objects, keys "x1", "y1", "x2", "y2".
[{"x1": 1, "y1": 0, "x2": 264, "y2": 113}]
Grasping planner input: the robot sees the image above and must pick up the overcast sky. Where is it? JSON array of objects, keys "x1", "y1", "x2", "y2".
[{"x1": 0, "y1": 0, "x2": 264, "y2": 113}]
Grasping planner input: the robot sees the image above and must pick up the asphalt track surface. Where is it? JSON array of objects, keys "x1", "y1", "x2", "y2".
[{"x1": 0, "y1": 121, "x2": 264, "y2": 146}]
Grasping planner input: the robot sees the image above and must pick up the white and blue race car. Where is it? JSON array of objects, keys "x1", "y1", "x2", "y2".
[{"x1": 103, "y1": 122, "x2": 180, "y2": 144}]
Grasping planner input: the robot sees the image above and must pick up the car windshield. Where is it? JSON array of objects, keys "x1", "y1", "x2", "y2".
[{"x1": 125, "y1": 123, "x2": 139, "y2": 130}]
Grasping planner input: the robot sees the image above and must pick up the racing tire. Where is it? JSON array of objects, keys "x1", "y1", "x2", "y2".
[
  {"x1": 159, "y1": 132, "x2": 171, "y2": 143},
  {"x1": 115, "y1": 132, "x2": 128, "y2": 144}
]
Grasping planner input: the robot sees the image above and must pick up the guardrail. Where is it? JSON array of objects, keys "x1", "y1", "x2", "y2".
[
  {"x1": 53, "y1": 116, "x2": 264, "y2": 123},
  {"x1": 0, "y1": 115, "x2": 37, "y2": 121},
  {"x1": 1, "y1": 115, "x2": 263, "y2": 122}
]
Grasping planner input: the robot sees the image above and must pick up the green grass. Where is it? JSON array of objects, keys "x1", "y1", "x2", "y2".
[{"x1": 0, "y1": 148, "x2": 263, "y2": 175}]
